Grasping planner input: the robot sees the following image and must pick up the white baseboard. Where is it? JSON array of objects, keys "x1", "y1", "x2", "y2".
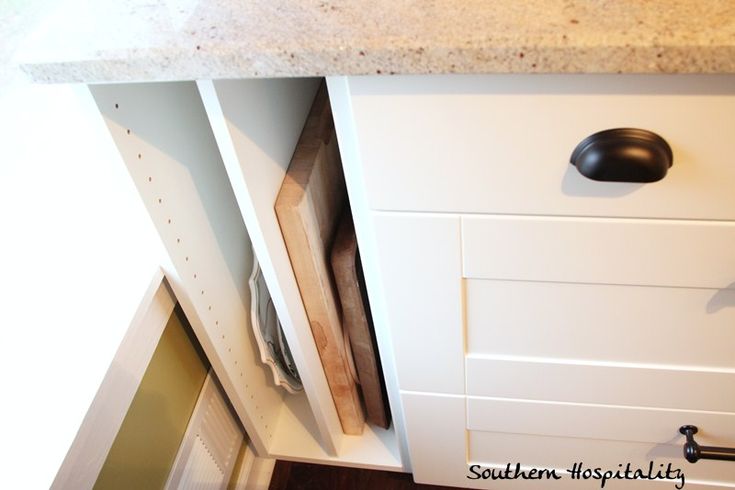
[
  {"x1": 243, "y1": 454, "x2": 276, "y2": 490},
  {"x1": 228, "y1": 444, "x2": 276, "y2": 490}
]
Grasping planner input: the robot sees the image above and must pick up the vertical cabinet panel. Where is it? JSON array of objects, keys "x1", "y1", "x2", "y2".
[
  {"x1": 196, "y1": 78, "x2": 342, "y2": 455},
  {"x1": 372, "y1": 213, "x2": 464, "y2": 395},
  {"x1": 401, "y1": 393, "x2": 468, "y2": 487}
]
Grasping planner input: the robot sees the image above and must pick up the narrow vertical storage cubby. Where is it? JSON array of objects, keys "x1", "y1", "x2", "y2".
[
  {"x1": 89, "y1": 79, "x2": 404, "y2": 471},
  {"x1": 198, "y1": 78, "x2": 403, "y2": 468}
]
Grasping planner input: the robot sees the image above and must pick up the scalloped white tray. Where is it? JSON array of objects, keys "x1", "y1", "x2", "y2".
[{"x1": 248, "y1": 254, "x2": 302, "y2": 394}]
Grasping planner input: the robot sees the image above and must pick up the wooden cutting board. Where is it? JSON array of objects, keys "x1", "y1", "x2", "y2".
[
  {"x1": 275, "y1": 83, "x2": 364, "y2": 435},
  {"x1": 332, "y1": 210, "x2": 391, "y2": 429}
]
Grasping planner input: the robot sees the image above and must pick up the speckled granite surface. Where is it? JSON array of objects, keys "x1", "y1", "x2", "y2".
[{"x1": 18, "y1": 0, "x2": 735, "y2": 83}]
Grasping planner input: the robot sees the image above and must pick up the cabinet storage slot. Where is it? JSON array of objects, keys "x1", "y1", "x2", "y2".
[
  {"x1": 197, "y1": 78, "x2": 402, "y2": 469},
  {"x1": 275, "y1": 82, "x2": 391, "y2": 436}
]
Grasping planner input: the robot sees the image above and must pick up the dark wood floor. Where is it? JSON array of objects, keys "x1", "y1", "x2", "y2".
[{"x1": 269, "y1": 461, "x2": 457, "y2": 490}]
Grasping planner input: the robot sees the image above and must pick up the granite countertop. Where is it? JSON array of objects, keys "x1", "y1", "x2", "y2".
[{"x1": 19, "y1": 0, "x2": 735, "y2": 83}]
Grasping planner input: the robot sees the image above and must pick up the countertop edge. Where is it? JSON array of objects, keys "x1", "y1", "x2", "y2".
[{"x1": 20, "y1": 44, "x2": 735, "y2": 84}]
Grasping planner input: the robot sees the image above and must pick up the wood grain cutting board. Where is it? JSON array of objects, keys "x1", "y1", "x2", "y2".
[
  {"x1": 275, "y1": 83, "x2": 365, "y2": 435},
  {"x1": 332, "y1": 210, "x2": 391, "y2": 429}
]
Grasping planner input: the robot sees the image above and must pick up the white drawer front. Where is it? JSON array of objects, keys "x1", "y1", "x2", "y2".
[
  {"x1": 469, "y1": 431, "x2": 732, "y2": 489},
  {"x1": 462, "y1": 213, "x2": 735, "y2": 410},
  {"x1": 466, "y1": 356, "x2": 735, "y2": 412},
  {"x1": 467, "y1": 279, "x2": 735, "y2": 368},
  {"x1": 349, "y1": 75, "x2": 735, "y2": 219},
  {"x1": 467, "y1": 397, "x2": 735, "y2": 448},
  {"x1": 403, "y1": 392, "x2": 735, "y2": 489},
  {"x1": 468, "y1": 396, "x2": 735, "y2": 487},
  {"x1": 463, "y1": 215, "x2": 735, "y2": 289}
]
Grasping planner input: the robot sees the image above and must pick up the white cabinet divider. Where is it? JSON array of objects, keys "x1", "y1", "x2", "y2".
[{"x1": 196, "y1": 78, "x2": 340, "y2": 455}]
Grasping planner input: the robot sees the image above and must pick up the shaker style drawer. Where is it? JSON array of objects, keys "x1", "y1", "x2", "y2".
[
  {"x1": 463, "y1": 214, "x2": 735, "y2": 407},
  {"x1": 465, "y1": 356, "x2": 735, "y2": 412},
  {"x1": 466, "y1": 279, "x2": 735, "y2": 368},
  {"x1": 467, "y1": 397, "x2": 735, "y2": 450},
  {"x1": 467, "y1": 398, "x2": 735, "y2": 486},
  {"x1": 348, "y1": 74, "x2": 735, "y2": 219},
  {"x1": 403, "y1": 392, "x2": 735, "y2": 489},
  {"x1": 462, "y1": 215, "x2": 735, "y2": 289}
]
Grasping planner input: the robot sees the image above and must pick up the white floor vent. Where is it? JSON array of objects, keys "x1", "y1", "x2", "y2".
[{"x1": 166, "y1": 371, "x2": 244, "y2": 489}]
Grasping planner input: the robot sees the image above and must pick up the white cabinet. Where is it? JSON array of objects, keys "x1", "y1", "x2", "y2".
[
  {"x1": 328, "y1": 74, "x2": 735, "y2": 488},
  {"x1": 72, "y1": 72, "x2": 735, "y2": 488}
]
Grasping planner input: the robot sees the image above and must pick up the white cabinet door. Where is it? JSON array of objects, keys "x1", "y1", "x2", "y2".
[
  {"x1": 404, "y1": 393, "x2": 735, "y2": 490},
  {"x1": 374, "y1": 213, "x2": 735, "y2": 488}
]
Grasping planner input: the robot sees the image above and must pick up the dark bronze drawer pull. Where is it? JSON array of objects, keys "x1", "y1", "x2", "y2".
[
  {"x1": 570, "y1": 128, "x2": 673, "y2": 183},
  {"x1": 680, "y1": 425, "x2": 735, "y2": 463}
]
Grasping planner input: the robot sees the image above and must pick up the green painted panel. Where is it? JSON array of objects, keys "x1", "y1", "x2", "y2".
[{"x1": 94, "y1": 305, "x2": 209, "y2": 490}]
